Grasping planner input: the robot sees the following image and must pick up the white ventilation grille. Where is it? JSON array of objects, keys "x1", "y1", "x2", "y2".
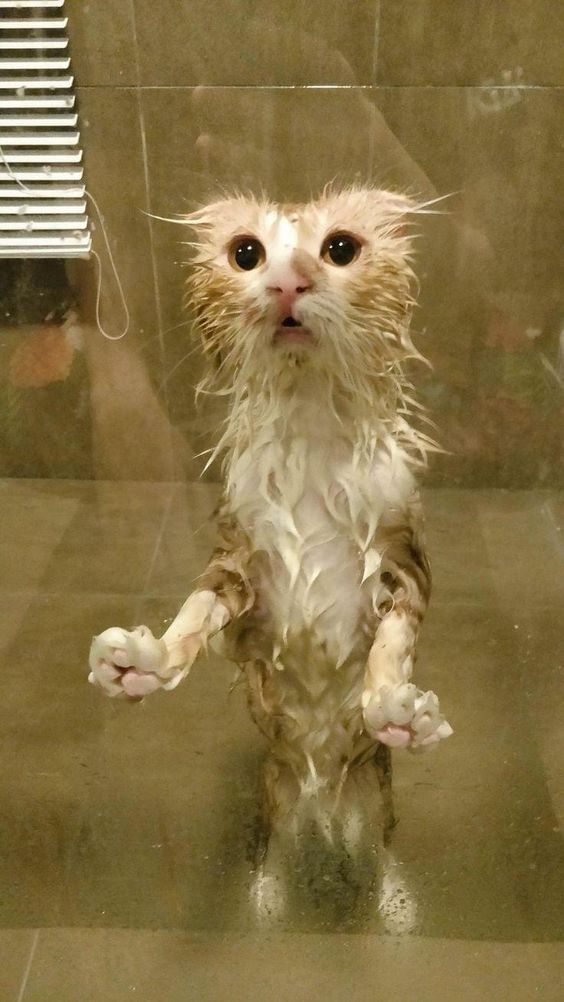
[{"x1": 0, "y1": 0, "x2": 91, "y2": 257}]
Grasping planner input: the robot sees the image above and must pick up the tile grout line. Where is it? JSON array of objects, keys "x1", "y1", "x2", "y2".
[
  {"x1": 366, "y1": 0, "x2": 381, "y2": 175},
  {"x1": 16, "y1": 930, "x2": 39, "y2": 1002},
  {"x1": 371, "y1": 0, "x2": 381, "y2": 87},
  {"x1": 135, "y1": 98, "x2": 165, "y2": 347},
  {"x1": 128, "y1": 0, "x2": 176, "y2": 472},
  {"x1": 74, "y1": 83, "x2": 564, "y2": 91},
  {"x1": 133, "y1": 488, "x2": 176, "y2": 622},
  {"x1": 128, "y1": 0, "x2": 164, "y2": 345},
  {"x1": 541, "y1": 501, "x2": 564, "y2": 563}
]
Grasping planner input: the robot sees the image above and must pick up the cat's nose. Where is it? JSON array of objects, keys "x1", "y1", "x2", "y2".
[{"x1": 267, "y1": 274, "x2": 312, "y2": 314}]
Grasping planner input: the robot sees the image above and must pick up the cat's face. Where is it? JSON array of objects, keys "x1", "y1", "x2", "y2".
[{"x1": 186, "y1": 188, "x2": 416, "y2": 385}]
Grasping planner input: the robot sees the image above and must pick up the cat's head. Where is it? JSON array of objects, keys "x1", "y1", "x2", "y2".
[{"x1": 184, "y1": 187, "x2": 419, "y2": 393}]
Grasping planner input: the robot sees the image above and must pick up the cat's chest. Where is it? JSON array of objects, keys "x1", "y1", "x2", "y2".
[
  {"x1": 227, "y1": 431, "x2": 407, "y2": 545},
  {"x1": 229, "y1": 436, "x2": 366, "y2": 551},
  {"x1": 225, "y1": 434, "x2": 405, "y2": 657}
]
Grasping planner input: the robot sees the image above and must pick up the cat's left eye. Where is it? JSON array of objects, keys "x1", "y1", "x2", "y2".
[
  {"x1": 321, "y1": 232, "x2": 361, "y2": 267},
  {"x1": 228, "y1": 236, "x2": 266, "y2": 272}
]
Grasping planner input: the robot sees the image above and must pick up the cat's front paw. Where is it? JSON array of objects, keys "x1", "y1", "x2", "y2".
[
  {"x1": 362, "y1": 682, "x2": 453, "y2": 750},
  {"x1": 88, "y1": 626, "x2": 169, "y2": 700}
]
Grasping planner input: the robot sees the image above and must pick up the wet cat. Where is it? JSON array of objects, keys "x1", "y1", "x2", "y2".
[{"x1": 88, "y1": 187, "x2": 452, "y2": 833}]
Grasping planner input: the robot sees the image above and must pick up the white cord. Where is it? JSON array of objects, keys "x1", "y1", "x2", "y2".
[
  {"x1": 0, "y1": 141, "x2": 33, "y2": 193},
  {"x1": 86, "y1": 190, "x2": 130, "y2": 341}
]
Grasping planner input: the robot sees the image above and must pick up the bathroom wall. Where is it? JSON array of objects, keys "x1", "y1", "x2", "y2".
[{"x1": 1, "y1": 0, "x2": 562, "y2": 484}]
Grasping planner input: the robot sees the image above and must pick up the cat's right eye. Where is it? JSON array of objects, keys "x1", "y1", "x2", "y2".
[{"x1": 228, "y1": 237, "x2": 266, "y2": 272}]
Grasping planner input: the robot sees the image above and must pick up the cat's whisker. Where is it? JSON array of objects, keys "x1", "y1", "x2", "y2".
[
  {"x1": 142, "y1": 209, "x2": 190, "y2": 225},
  {"x1": 158, "y1": 342, "x2": 203, "y2": 391},
  {"x1": 412, "y1": 191, "x2": 457, "y2": 214}
]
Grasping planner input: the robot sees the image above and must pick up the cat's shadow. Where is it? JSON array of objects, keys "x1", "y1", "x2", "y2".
[
  {"x1": 240, "y1": 748, "x2": 398, "y2": 932},
  {"x1": 178, "y1": 744, "x2": 401, "y2": 932}
]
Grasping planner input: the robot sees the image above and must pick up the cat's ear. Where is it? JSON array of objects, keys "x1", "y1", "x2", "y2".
[
  {"x1": 370, "y1": 189, "x2": 416, "y2": 214},
  {"x1": 370, "y1": 189, "x2": 450, "y2": 222},
  {"x1": 321, "y1": 186, "x2": 419, "y2": 235},
  {"x1": 182, "y1": 200, "x2": 232, "y2": 231},
  {"x1": 364, "y1": 189, "x2": 419, "y2": 239},
  {"x1": 370, "y1": 189, "x2": 417, "y2": 222}
]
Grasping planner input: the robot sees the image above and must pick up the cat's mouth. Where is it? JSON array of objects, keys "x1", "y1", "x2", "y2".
[{"x1": 273, "y1": 316, "x2": 314, "y2": 346}]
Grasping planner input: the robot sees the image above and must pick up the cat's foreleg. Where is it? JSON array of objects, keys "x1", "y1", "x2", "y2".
[
  {"x1": 88, "y1": 520, "x2": 254, "y2": 700},
  {"x1": 363, "y1": 606, "x2": 452, "y2": 749},
  {"x1": 362, "y1": 521, "x2": 453, "y2": 751}
]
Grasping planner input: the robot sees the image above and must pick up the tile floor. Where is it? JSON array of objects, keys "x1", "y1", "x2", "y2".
[{"x1": 1, "y1": 480, "x2": 563, "y2": 1000}]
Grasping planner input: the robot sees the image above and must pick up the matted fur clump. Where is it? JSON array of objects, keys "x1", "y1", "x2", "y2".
[{"x1": 89, "y1": 186, "x2": 452, "y2": 835}]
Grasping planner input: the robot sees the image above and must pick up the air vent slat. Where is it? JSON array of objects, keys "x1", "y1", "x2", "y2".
[
  {"x1": 0, "y1": 232, "x2": 91, "y2": 249},
  {"x1": 0, "y1": 18, "x2": 68, "y2": 29},
  {"x1": 0, "y1": 166, "x2": 82, "y2": 180},
  {"x1": 0, "y1": 57, "x2": 71, "y2": 70},
  {"x1": 0, "y1": 75, "x2": 73, "y2": 89},
  {"x1": 0, "y1": 39, "x2": 69, "y2": 51},
  {"x1": 0, "y1": 199, "x2": 86, "y2": 213},
  {"x1": 0, "y1": 149, "x2": 82, "y2": 162},
  {"x1": 1, "y1": 113, "x2": 77, "y2": 126},
  {"x1": 0, "y1": 184, "x2": 85, "y2": 198},
  {"x1": 0, "y1": 245, "x2": 87, "y2": 257},
  {"x1": 0, "y1": 215, "x2": 87, "y2": 231},
  {"x1": 0, "y1": 130, "x2": 79, "y2": 145},
  {"x1": 0, "y1": 1, "x2": 65, "y2": 7},
  {"x1": 0, "y1": 95, "x2": 75, "y2": 108}
]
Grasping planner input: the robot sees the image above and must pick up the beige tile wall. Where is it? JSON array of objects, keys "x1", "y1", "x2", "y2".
[
  {"x1": 377, "y1": 0, "x2": 564, "y2": 86},
  {"x1": 133, "y1": 0, "x2": 377, "y2": 86},
  {"x1": 4, "y1": 0, "x2": 561, "y2": 484}
]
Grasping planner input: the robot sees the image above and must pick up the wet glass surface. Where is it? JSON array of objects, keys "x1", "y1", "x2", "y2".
[
  {"x1": 1, "y1": 1, "x2": 563, "y2": 998},
  {"x1": 2, "y1": 482, "x2": 564, "y2": 998}
]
